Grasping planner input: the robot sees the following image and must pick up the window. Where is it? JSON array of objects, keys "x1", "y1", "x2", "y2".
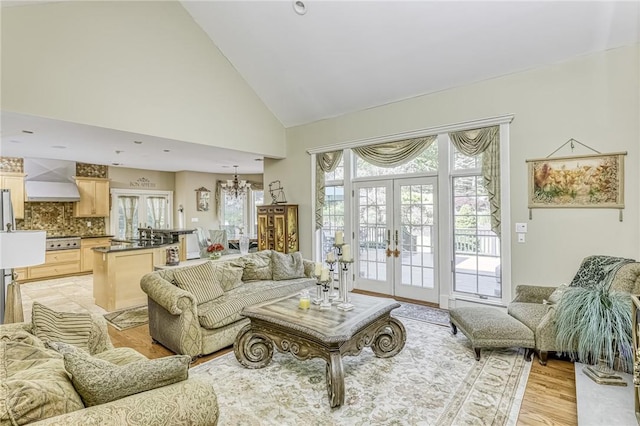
[
  {"x1": 221, "y1": 189, "x2": 264, "y2": 239},
  {"x1": 321, "y1": 158, "x2": 344, "y2": 261},
  {"x1": 451, "y1": 147, "x2": 501, "y2": 298}
]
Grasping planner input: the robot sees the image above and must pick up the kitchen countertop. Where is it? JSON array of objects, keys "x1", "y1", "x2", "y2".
[
  {"x1": 81, "y1": 235, "x2": 114, "y2": 239},
  {"x1": 150, "y1": 228, "x2": 196, "y2": 234},
  {"x1": 93, "y1": 241, "x2": 179, "y2": 253}
]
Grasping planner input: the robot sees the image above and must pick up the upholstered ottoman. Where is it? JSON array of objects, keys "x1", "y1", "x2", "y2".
[{"x1": 449, "y1": 307, "x2": 535, "y2": 361}]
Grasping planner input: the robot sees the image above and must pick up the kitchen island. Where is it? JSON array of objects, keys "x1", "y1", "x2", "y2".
[{"x1": 93, "y1": 241, "x2": 179, "y2": 311}]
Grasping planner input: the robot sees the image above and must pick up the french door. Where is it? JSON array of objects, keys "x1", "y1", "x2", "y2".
[
  {"x1": 110, "y1": 189, "x2": 173, "y2": 240},
  {"x1": 354, "y1": 177, "x2": 438, "y2": 303}
]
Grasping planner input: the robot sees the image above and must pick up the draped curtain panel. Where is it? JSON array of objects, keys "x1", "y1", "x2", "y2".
[
  {"x1": 351, "y1": 136, "x2": 436, "y2": 168},
  {"x1": 448, "y1": 126, "x2": 500, "y2": 236},
  {"x1": 315, "y1": 151, "x2": 343, "y2": 230},
  {"x1": 119, "y1": 196, "x2": 138, "y2": 240}
]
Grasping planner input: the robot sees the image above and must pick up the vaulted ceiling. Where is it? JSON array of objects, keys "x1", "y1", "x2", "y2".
[{"x1": 1, "y1": 1, "x2": 638, "y2": 173}]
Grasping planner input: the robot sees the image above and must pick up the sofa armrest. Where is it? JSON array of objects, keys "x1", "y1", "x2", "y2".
[
  {"x1": 140, "y1": 272, "x2": 197, "y2": 316},
  {"x1": 512, "y1": 285, "x2": 557, "y2": 304},
  {"x1": 535, "y1": 306, "x2": 558, "y2": 352},
  {"x1": 32, "y1": 376, "x2": 219, "y2": 426},
  {"x1": 88, "y1": 314, "x2": 115, "y2": 354},
  {"x1": 141, "y1": 272, "x2": 202, "y2": 358}
]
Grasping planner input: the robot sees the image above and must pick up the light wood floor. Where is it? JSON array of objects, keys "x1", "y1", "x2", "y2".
[{"x1": 109, "y1": 299, "x2": 577, "y2": 425}]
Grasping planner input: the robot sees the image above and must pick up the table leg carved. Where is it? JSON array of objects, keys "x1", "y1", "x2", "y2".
[{"x1": 234, "y1": 313, "x2": 406, "y2": 408}]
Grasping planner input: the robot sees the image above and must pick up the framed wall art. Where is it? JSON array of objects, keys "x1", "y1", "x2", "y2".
[
  {"x1": 527, "y1": 152, "x2": 626, "y2": 208},
  {"x1": 195, "y1": 187, "x2": 211, "y2": 212}
]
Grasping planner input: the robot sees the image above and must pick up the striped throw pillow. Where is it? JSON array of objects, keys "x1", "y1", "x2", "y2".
[
  {"x1": 174, "y1": 261, "x2": 224, "y2": 304},
  {"x1": 31, "y1": 302, "x2": 93, "y2": 352}
]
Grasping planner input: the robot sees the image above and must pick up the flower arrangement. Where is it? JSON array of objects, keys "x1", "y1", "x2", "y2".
[{"x1": 207, "y1": 243, "x2": 225, "y2": 253}]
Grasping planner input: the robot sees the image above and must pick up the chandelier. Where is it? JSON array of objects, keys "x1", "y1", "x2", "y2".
[{"x1": 221, "y1": 166, "x2": 251, "y2": 199}]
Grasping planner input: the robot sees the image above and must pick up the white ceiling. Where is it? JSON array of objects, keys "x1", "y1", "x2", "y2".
[{"x1": 1, "y1": 0, "x2": 639, "y2": 174}]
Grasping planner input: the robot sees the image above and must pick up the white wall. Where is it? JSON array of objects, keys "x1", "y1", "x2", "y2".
[
  {"x1": 1, "y1": 1, "x2": 286, "y2": 158},
  {"x1": 265, "y1": 45, "x2": 640, "y2": 287}
]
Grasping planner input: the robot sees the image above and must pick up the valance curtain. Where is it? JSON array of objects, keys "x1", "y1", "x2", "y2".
[
  {"x1": 449, "y1": 126, "x2": 501, "y2": 236},
  {"x1": 315, "y1": 151, "x2": 343, "y2": 230},
  {"x1": 351, "y1": 135, "x2": 436, "y2": 168}
]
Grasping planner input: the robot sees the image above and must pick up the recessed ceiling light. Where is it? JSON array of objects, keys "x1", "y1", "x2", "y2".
[
  {"x1": 22, "y1": 130, "x2": 34, "y2": 134},
  {"x1": 133, "y1": 141, "x2": 143, "y2": 144},
  {"x1": 9, "y1": 140, "x2": 21, "y2": 144},
  {"x1": 293, "y1": 0, "x2": 307, "y2": 15},
  {"x1": 51, "y1": 145, "x2": 66, "y2": 149},
  {"x1": 254, "y1": 158, "x2": 263, "y2": 162},
  {"x1": 163, "y1": 149, "x2": 170, "y2": 153},
  {"x1": 112, "y1": 162, "x2": 121, "y2": 166}
]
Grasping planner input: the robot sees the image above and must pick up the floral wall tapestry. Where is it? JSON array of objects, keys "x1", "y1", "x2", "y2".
[{"x1": 527, "y1": 152, "x2": 625, "y2": 208}]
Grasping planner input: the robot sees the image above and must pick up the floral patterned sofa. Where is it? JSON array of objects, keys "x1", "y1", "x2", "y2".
[
  {"x1": 0, "y1": 311, "x2": 219, "y2": 425},
  {"x1": 141, "y1": 250, "x2": 316, "y2": 359}
]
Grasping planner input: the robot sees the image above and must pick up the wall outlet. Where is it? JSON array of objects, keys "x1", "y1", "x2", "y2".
[
  {"x1": 515, "y1": 223, "x2": 528, "y2": 233},
  {"x1": 517, "y1": 233, "x2": 526, "y2": 243},
  {"x1": 87, "y1": 221, "x2": 92, "y2": 227},
  {"x1": 191, "y1": 217, "x2": 199, "y2": 223}
]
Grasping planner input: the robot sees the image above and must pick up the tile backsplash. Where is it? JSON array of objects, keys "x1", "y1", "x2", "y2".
[{"x1": 16, "y1": 202, "x2": 107, "y2": 237}]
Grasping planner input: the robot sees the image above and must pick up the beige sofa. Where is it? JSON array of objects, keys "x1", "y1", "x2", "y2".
[
  {"x1": 140, "y1": 250, "x2": 316, "y2": 359},
  {"x1": 0, "y1": 315, "x2": 219, "y2": 426}
]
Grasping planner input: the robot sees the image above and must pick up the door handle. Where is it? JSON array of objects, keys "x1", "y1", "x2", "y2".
[
  {"x1": 385, "y1": 229, "x2": 392, "y2": 258},
  {"x1": 393, "y1": 230, "x2": 400, "y2": 258}
]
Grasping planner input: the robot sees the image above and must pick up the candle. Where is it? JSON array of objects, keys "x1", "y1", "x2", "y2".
[
  {"x1": 342, "y1": 244, "x2": 351, "y2": 261},
  {"x1": 314, "y1": 262, "x2": 323, "y2": 276},
  {"x1": 335, "y1": 231, "x2": 343, "y2": 245},
  {"x1": 326, "y1": 252, "x2": 335, "y2": 262},
  {"x1": 320, "y1": 268, "x2": 329, "y2": 281}
]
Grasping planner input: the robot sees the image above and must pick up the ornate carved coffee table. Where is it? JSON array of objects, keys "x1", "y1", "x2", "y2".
[{"x1": 234, "y1": 292, "x2": 406, "y2": 408}]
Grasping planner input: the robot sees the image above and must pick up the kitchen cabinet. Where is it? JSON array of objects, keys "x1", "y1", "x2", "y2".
[
  {"x1": 257, "y1": 204, "x2": 298, "y2": 253},
  {"x1": 0, "y1": 172, "x2": 25, "y2": 220},
  {"x1": 28, "y1": 250, "x2": 81, "y2": 280},
  {"x1": 80, "y1": 237, "x2": 111, "y2": 272},
  {"x1": 74, "y1": 177, "x2": 110, "y2": 217}
]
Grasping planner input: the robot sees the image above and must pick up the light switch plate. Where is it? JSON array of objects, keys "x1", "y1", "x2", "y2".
[
  {"x1": 191, "y1": 217, "x2": 199, "y2": 223},
  {"x1": 515, "y1": 223, "x2": 528, "y2": 233}
]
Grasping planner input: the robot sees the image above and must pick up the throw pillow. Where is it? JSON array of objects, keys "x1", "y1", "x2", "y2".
[
  {"x1": 271, "y1": 251, "x2": 305, "y2": 281},
  {"x1": 546, "y1": 284, "x2": 569, "y2": 305},
  {"x1": 174, "y1": 261, "x2": 225, "y2": 304},
  {"x1": 31, "y1": 302, "x2": 93, "y2": 352},
  {"x1": 1, "y1": 341, "x2": 84, "y2": 425},
  {"x1": 213, "y1": 261, "x2": 245, "y2": 292},
  {"x1": 48, "y1": 342, "x2": 190, "y2": 407},
  {"x1": 241, "y1": 251, "x2": 273, "y2": 281}
]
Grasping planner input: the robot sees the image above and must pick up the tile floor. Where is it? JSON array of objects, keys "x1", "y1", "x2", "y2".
[{"x1": 19, "y1": 274, "x2": 104, "y2": 320}]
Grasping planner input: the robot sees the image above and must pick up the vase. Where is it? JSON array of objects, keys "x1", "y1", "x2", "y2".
[
  {"x1": 239, "y1": 234, "x2": 250, "y2": 255},
  {"x1": 209, "y1": 252, "x2": 222, "y2": 260}
]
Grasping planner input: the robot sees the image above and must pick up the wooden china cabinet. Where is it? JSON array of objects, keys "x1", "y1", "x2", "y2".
[{"x1": 256, "y1": 204, "x2": 298, "y2": 253}]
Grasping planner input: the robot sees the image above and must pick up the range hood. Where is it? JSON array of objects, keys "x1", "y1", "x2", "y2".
[{"x1": 24, "y1": 158, "x2": 81, "y2": 202}]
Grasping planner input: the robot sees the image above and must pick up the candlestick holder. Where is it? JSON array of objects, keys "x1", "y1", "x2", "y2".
[
  {"x1": 326, "y1": 258, "x2": 339, "y2": 300},
  {"x1": 312, "y1": 273, "x2": 323, "y2": 305},
  {"x1": 319, "y1": 280, "x2": 332, "y2": 310},
  {"x1": 337, "y1": 258, "x2": 355, "y2": 311}
]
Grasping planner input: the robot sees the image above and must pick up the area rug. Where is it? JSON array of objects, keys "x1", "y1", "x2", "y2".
[
  {"x1": 103, "y1": 305, "x2": 148, "y2": 330},
  {"x1": 191, "y1": 317, "x2": 531, "y2": 425},
  {"x1": 393, "y1": 301, "x2": 450, "y2": 326}
]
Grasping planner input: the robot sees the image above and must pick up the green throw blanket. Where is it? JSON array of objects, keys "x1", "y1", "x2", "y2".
[{"x1": 569, "y1": 255, "x2": 634, "y2": 290}]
